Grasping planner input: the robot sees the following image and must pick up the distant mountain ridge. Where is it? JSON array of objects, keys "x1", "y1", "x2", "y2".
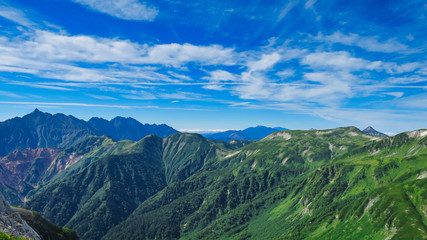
[
  {"x1": 0, "y1": 109, "x2": 96, "y2": 157},
  {"x1": 0, "y1": 109, "x2": 179, "y2": 156},
  {"x1": 203, "y1": 126, "x2": 287, "y2": 141},
  {"x1": 88, "y1": 116, "x2": 179, "y2": 140},
  {"x1": 362, "y1": 126, "x2": 388, "y2": 136}
]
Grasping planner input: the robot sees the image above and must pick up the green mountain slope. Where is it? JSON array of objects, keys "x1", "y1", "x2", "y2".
[
  {"x1": 0, "y1": 135, "x2": 132, "y2": 205},
  {"x1": 24, "y1": 135, "x2": 167, "y2": 240},
  {"x1": 23, "y1": 133, "x2": 238, "y2": 240},
  {"x1": 20, "y1": 127, "x2": 427, "y2": 240},
  {"x1": 104, "y1": 127, "x2": 427, "y2": 240},
  {"x1": 14, "y1": 207, "x2": 79, "y2": 240}
]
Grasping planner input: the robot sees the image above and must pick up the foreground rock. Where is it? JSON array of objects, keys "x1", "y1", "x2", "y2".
[{"x1": 0, "y1": 192, "x2": 41, "y2": 240}]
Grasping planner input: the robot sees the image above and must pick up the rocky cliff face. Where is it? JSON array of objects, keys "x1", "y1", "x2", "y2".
[
  {"x1": 0, "y1": 192, "x2": 41, "y2": 240},
  {"x1": 0, "y1": 148, "x2": 82, "y2": 204}
]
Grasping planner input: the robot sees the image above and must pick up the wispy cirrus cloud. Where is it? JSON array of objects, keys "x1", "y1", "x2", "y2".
[
  {"x1": 0, "y1": 4, "x2": 36, "y2": 27},
  {"x1": 71, "y1": 0, "x2": 158, "y2": 21},
  {"x1": 0, "y1": 101, "x2": 135, "y2": 109},
  {"x1": 301, "y1": 51, "x2": 381, "y2": 71},
  {"x1": 0, "y1": 29, "x2": 237, "y2": 87},
  {"x1": 86, "y1": 94, "x2": 118, "y2": 100},
  {"x1": 142, "y1": 43, "x2": 236, "y2": 66},
  {"x1": 6, "y1": 81, "x2": 74, "y2": 91},
  {"x1": 317, "y1": 31, "x2": 409, "y2": 53},
  {"x1": 0, "y1": 90, "x2": 26, "y2": 98},
  {"x1": 0, "y1": 101, "x2": 211, "y2": 111}
]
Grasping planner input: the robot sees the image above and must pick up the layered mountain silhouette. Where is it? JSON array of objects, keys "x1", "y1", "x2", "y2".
[
  {"x1": 0, "y1": 109, "x2": 95, "y2": 157},
  {"x1": 1, "y1": 110, "x2": 426, "y2": 240},
  {"x1": 0, "y1": 109, "x2": 179, "y2": 156},
  {"x1": 88, "y1": 116, "x2": 178, "y2": 140},
  {"x1": 203, "y1": 126, "x2": 287, "y2": 141}
]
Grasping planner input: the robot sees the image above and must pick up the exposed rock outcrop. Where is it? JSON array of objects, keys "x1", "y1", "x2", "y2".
[{"x1": 0, "y1": 192, "x2": 41, "y2": 240}]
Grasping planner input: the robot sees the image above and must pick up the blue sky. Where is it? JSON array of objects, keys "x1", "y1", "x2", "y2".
[{"x1": 0, "y1": 0, "x2": 426, "y2": 134}]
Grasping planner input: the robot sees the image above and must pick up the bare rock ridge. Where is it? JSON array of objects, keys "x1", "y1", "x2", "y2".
[{"x1": 0, "y1": 192, "x2": 41, "y2": 240}]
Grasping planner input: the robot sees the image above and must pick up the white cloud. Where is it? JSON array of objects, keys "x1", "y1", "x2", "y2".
[
  {"x1": 318, "y1": 31, "x2": 408, "y2": 53},
  {"x1": 0, "y1": 90, "x2": 25, "y2": 98},
  {"x1": 0, "y1": 30, "x2": 235, "y2": 66},
  {"x1": 0, "y1": 65, "x2": 37, "y2": 74},
  {"x1": 0, "y1": 5, "x2": 35, "y2": 27},
  {"x1": 246, "y1": 53, "x2": 281, "y2": 72},
  {"x1": 7, "y1": 81, "x2": 73, "y2": 91},
  {"x1": 0, "y1": 101, "x2": 135, "y2": 109},
  {"x1": 142, "y1": 43, "x2": 235, "y2": 66},
  {"x1": 276, "y1": 69, "x2": 295, "y2": 77},
  {"x1": 235, "y1": 72, "x2": 273, "y2": 100},
  {"x1": 28, "y1": 30, "x2": 148, "y2": 63},
  {"x1": 203, "y1": 84, "x2": 227, "y2": 91},
  {"x1": 120, "y1": 90, "x2": 156, "y2": 100},
  {"x1": 233, "y1": 52, "x2": 284, "y2": 100},
  {"x1": 301, "y1": 51, "x2": 381, "y2": 71},
  {"x1": 0, "y1": 29, "x2": 238, "y2": 89},
  {"x1": 380, "y1": 62, "x2": 422, "y2": 74},
  {"x1": 277, "y1": 1, "x2": 297, "y2": 21},
  {"x1": 304, "y1": 0, "x2": 317, "y2": 9},
  {"x1": 387, "y1": 76, "x2": 427, "y2": 84},
  {"x1": 203, "y1": 70, "x2": 237, "y2": 82},
  {"x1": 168, "y1": 71, "x2": 191, "y2": 81},
  {"x1": 384, "y1": 92, "x2": 404, "y2": 98},
  {"x1": 158, "y1": 91, "x2": 208, "y2": 100},
  {"x1": 276, "y1": 71, "x2": 353, "y2": 104},
  {"x1": 87, "y1": 94, "x2": 117, "y2": 100},
  {"x1": 398, "y1": 94, "x2": 427, "y2": 109},
  {"x1": 71, "y1": 0, "x2": 158, "y2": 21}
]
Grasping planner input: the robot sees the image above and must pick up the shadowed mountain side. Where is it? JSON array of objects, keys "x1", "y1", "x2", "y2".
[
  {"x1": 0, "y1": 109, "x2": 96, "y2": 157},
  {"x1": 0, "y1": 110, "x2": 180, "y2": 158},
  {"x1": 88, "y1": 116, "x2": 179, "y2": 141}
]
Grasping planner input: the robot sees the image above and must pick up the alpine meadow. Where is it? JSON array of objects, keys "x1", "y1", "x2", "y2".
[{"x1": 0, "y1": 0, "x2": 427, "y2": 239}]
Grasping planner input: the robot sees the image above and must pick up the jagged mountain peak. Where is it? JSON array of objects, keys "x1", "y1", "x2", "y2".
[
  {"x1": 362, "y1": 126, "x2": 388, "y2": 136},
  {"x1": 88, "y1": 115, "x2": 179, "y2": 140}
]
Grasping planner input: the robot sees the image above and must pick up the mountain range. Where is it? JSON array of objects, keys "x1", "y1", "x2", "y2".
[
  {"x1": 203, "y1": 126, "x2": 288, "y2": 141},
  {"x1": 0, "y1": 109, "x2": 179, "y2": 157},
  {"x1": 0, "y1": 110, "x2": 425, "y2": 240}
]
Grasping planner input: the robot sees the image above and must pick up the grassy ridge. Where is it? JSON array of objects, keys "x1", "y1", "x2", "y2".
[
  {"x1": 22, "y1": 127, "x2": 427, "y2": 239},
  {"x1": 105, "y1": 128, "x2": 427, "y2": 240}
]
